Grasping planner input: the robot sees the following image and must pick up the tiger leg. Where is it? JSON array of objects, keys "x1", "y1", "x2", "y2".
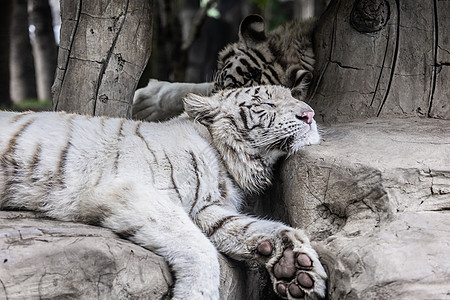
[
  {"x1": 85, "y1": 183, "x2": 221, "y2": 300},
  {"x1": 193, "y1": 204, "x2": 327, "y2": 300}
]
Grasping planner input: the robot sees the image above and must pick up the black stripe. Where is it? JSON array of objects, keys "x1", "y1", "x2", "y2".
[
  {"x1": 135, "y1": 122, "x2": 158, "y2": 163},
  {"x1": 218, "y1": 177, "x2": 228, "y2": 200},
  {"x1": 30, "y1": 143, "x2": 42, "y2": 182},
  {"x1": 135, "y1": 122, "x2": 158, "y2": 185},
  {"x1": 1, "y1": 117, "x2": 35, "y2": 204},
  {"x1": 9, "y1": 111, "x2": 34, "y2": 124},
  {"x1": 244, "y1": 52, "x2": 262, "y2": 69},
  {"x1": 223, "y1": 74, "x2": 240, "y2": 88},
  {"x1": 266, "y1": 66, "x2": 281, "y2": 84},
  {"x1": 56, "y1": 141, "x2": 70, "y2": 186},
  {"x1": 250, "y1": 48, "x2": 269, "y2": 64},
  {"x1": 188, "y1": 151, "x2": 201, "y2": 216},
  {"x1": 113, "y1": 119, "x2": 125, "y2": 174},
  {"x1": 241, "y1": 220, "x2": 257, "y2": 235},
  {"x1": 221, "y1": 61, "x2": 234, "y2": 72},
  {"x1": 223, "y1": 116, "x2": 239, "y2": 130},
  {"x1": 268, "y1": 114, "x2": 276, "y2": 128},
  {"x1": 224, "y1": 90, "x2": 233, "y2": 98},
  {"x1": 206, "y1": 215, "x2": 241, "y2": 237},
  {"x1": 56, "y1": 115, "x2": 77, "y2": 187},
  {"x1": 239, "y1": 107, "x2": 249, "y2": 130},
  {"x1": 93, "y1": 168, "x2": 104, "y2": 187},
  {"x1": 164, "y1": 152, "x2": 182, "y2": 203},
  {"x1": 0, "y1": 162, "x2": 20, "y2": 208},
  {"x1": 195, "y1": 199, "x2": 221, "y2": 217},
  {"x1": 239, "y1": 58, "x2": 250, "y2": 67},
  {"x1": 2, "y1": 118, "x2": 35, "y2": 158}
]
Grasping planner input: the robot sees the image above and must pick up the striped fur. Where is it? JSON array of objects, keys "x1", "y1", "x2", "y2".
[
  {"x1": 132, "y1": 15, "x2": 316, "y2": 122},
  {"x1": 1, "y1": 85, "x2": 326, "y2": 300},
  {"x1": 214, "y1": 15, "x2": 316, "y2": 100}
]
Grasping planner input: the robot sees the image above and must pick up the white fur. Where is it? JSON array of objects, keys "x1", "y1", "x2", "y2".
[{"x1": 1, "y1": 85, "x2": 326, "y2": 300}]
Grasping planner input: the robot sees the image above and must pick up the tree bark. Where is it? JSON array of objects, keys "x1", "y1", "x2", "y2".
[
  {"x1": 0, "y1": 0, "x2": 13, "y2": 107},
  {"x1": 294, "y1": 0, "x2": 315, "y2": 19},
  {"x1": 309, "y1": 0, "x2": 450, "y2": 123},
  {"x1": 28, "y1": 0, "x2": 57, "y2": 101},
  {"x1": 52, "y1": 0, "x2": 153, "y2": 118},
  {"x1": 10, "y1": 0, "x2": 37, "y2": 103}
]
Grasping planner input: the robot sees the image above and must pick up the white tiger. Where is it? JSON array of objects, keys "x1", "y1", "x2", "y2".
[
  {"x1": 132, "y1": 15, "x2": 315, "y2": 122},
  {"x1": 0, "y1": 85, "x2": 326, "y2": 300}
]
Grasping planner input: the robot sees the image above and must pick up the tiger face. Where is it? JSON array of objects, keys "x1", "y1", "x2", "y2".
[
  {"x1": 213, "y1": 15, "x2": 316, "y2": 101},
  {"x1": 184, "y1": 85, "x2": 320, "y2": 157}
]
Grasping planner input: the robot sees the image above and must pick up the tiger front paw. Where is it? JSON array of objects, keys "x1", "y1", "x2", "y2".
[{"x1": 259, "y1": 229, "x2": 327, "y2": 299}]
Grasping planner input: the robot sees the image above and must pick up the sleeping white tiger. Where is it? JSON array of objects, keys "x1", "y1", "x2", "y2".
[
  {"x1": 132, "y1": 15, "x2": 315, "y2": 122},
  {"x1": 0, "y1": 85, "x2": 326, "y2": 300}
]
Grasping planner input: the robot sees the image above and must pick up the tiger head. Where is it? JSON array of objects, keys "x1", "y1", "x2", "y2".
[
  {"x1": 184, "y1": 85, "x2": 319, "y2": 192},
  {"x1": 213, "y1": 15, "x2": 316, "y2": 101},
  {"x1": 184, "y1": 85, "x2": 320, "y2": 157}
]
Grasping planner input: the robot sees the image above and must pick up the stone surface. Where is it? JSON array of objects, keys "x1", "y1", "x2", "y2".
[
  {"x1": 0, "y1": 211, "x2": 246, "y2": 300},
  {"x1": 265, "y1": 117, "x2": 450, "y2": 299}
]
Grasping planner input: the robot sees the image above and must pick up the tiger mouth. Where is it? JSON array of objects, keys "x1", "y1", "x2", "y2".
[
  {"x1": 271, "y1": 132, "x2": 304, "y2": 153},
  {"x1": 283, "y1": 127, "x2": 320, "y2": 154}
]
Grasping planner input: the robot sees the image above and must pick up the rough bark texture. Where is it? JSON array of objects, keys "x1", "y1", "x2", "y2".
[
  {"x1": 10, "y1": 0, "x2": 37, "y2": 103},
  {"x1": 266, "y1": 117, "x2": 450, "y2": 299},
  {"x1": 0, "y1": 211, "x2": 247, "y2": 300},
  {"x1": 28, "y1": 0, "x2": 57, "y2": 101},
  {"x1": 310, "y1": 0, "x2": 450, "y2": 123},
  {"x1": 52, "y1": 0, "x2": 153, "y2": 118}
]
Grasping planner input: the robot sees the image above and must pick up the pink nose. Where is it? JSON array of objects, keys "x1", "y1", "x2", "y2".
[{"x1": 296, "y1": 110, "x2": 315, "y2": 124}]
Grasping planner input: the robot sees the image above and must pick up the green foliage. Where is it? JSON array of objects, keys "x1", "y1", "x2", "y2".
[
  {"x1": 250, "y1": 0, "x2": 270, "y2": 10},
  {"x1": 0, "y1": 99, "x2": 52, "y2": 112}
]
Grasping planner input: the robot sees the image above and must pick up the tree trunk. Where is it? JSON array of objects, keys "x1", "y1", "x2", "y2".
[
  {"x1": 294, "y1": 0, "x2": 315, "y2": 19},
  {"x1": 10, "y1": 0, "x2": 37, "y2": 103},
  {"x1": 309, "y1": 0, "x2": 450, "y2": 122},
  {"x1": 0, "y1": 0, "x2": 13, "y2": 107},
  {"x1": 52, "y1": 0, "x2": 153, "y2": 118},
  {"x1": 152, "y1": 0, "x2": 183, "y2": 82},
  {"x1": 28, "y1": 0, "x2": 57, "y2": 101}
]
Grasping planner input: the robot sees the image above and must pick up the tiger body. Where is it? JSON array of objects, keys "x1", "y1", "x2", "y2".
[
  {"x1": 133, "y1": 15, "x2": 315, "y2": 122},
  {"x1": 1, "y1": 85, "x2": 326, "y2": 300}
]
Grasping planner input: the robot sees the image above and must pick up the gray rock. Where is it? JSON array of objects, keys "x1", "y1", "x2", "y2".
[
  {"x1": 267, "y1": 117, "x2": 450, "y2": 299},
  {"x1": 0, "y1": 211, "x2": 247, "y2": 300}
]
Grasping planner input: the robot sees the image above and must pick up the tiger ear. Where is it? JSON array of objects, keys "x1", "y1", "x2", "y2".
[
  {"x1": 239, "y1": 15, "x2": 266, "y2": 45},
  {"x1": 183, "y1": 93, "x2": 219, "y2": 125},
  {"x1": 289, "y1": 69, "x2": 313, "y2": 100}
]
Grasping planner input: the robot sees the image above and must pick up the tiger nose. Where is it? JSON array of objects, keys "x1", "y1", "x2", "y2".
[{"x1": 296, "y1": 110, "x2": 315, "y2": 124}]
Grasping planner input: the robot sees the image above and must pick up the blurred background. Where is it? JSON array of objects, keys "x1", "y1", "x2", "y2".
[{"x1": 0, "y1": 0, "x2": 329, "y2": 110}]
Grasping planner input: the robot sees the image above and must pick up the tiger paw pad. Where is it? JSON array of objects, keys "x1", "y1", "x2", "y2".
[{"x1": 259, "y1": 230, "x2": 327, "y2": 299}]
